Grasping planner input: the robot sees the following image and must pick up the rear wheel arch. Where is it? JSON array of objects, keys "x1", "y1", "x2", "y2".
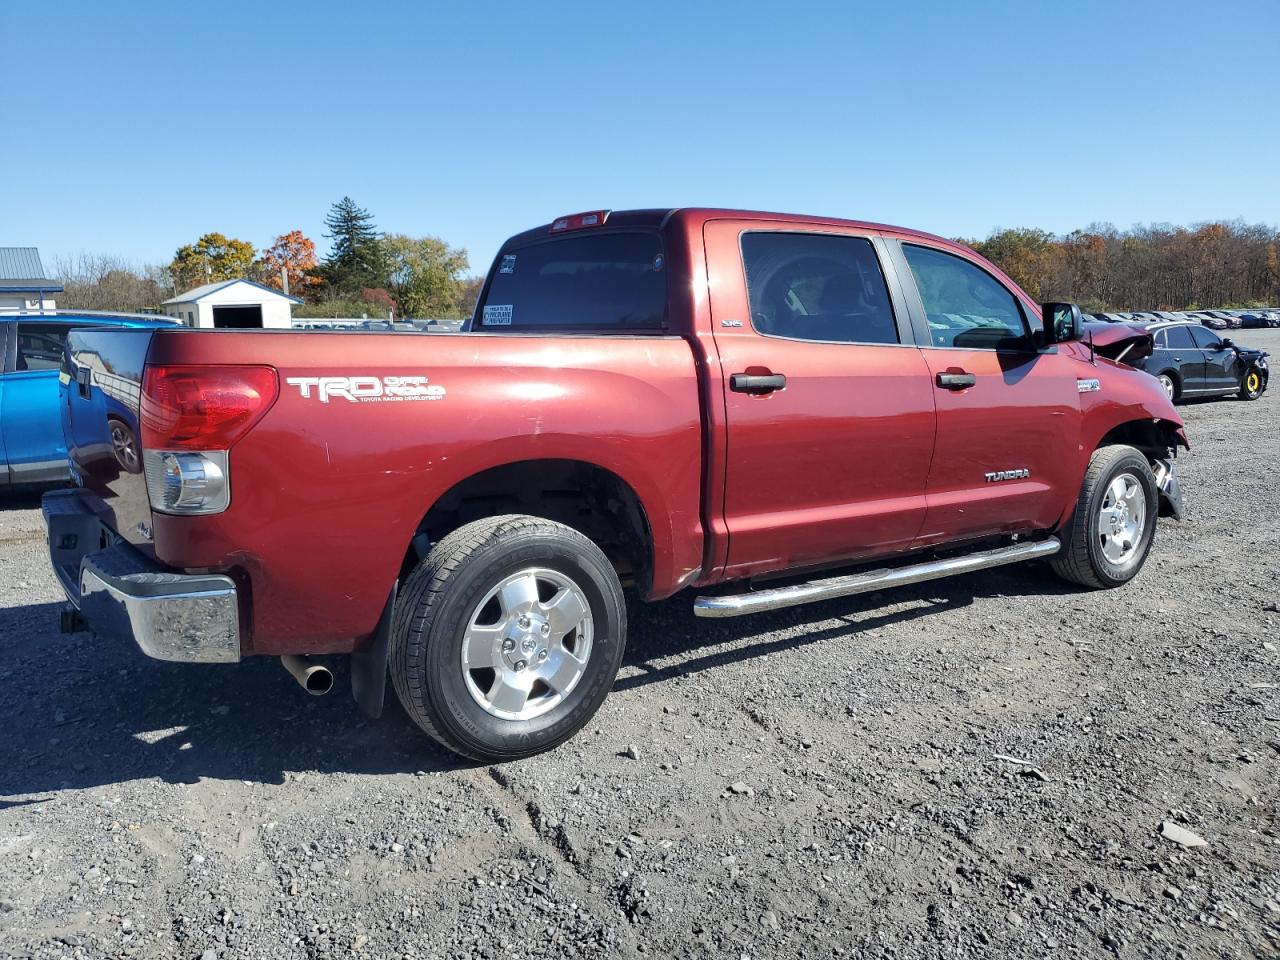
[{"x1": 405, "y1": 459, "x2": 655, "y2": 597}]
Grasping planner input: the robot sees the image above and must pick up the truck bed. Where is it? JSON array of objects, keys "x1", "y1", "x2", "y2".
[{"x1": 64, "y1": 328, "x2": 705, "y2": 655}]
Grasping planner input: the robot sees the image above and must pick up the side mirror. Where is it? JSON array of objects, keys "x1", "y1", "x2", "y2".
[
  {"x1": 1041, "y1": 302, "x2": 1083, "y2": 345},
  {"x1": 1219, "y1": 338, "x2": 1234, "y2": 350}
]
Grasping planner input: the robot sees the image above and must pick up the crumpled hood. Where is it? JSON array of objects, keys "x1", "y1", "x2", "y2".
[{"x1": 1083, "y1": 322, "x2": 1152, "y2": 364}]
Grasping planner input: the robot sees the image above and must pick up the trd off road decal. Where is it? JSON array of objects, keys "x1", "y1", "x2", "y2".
[{"x1": 286, "y1": 375, "x2": 446, "y2": 404}]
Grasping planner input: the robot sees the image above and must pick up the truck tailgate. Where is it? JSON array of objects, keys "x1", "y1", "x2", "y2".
[{"x1": 62, "y1": 327, "x2": 157, "y2": 553}]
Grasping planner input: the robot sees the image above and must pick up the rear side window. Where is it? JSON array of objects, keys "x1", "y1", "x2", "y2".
[
  {"x1": 1165, "y1": 325, "x2": 1196, "y2": 349},
  {"x1": 740, "y1": 233, "x2": 898, "y2": 344},
  {"x1": 475, "y1": 232, "x2": 666, "y2": 331},
  {"x1": 15, "y1": 322, "x2": 72, "y2": 372},
  {"x1": 903, "y1": 244, "x2": 1028, "y2": 350}
]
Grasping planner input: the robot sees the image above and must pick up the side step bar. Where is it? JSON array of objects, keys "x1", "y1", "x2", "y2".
[{"x1": 693, "y1": 537, "x2": 1061, "y2": 618}]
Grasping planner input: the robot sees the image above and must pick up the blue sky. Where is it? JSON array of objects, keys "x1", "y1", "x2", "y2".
[{"x1": 3, "y1": 0, "x2": 1277, "y2": 278}]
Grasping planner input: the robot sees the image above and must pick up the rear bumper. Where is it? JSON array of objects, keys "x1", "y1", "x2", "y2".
[{"x1": 42, "y1": 489, "x2": 241, "y2": 663}]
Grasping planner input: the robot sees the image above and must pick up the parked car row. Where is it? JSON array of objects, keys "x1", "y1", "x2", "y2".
[
  {"x1": 1090, "y1": 309, "x2": 1280, "y2": 329},
  {"x1": 292, "y1": 319, "x2": 465, "y2": 332}
]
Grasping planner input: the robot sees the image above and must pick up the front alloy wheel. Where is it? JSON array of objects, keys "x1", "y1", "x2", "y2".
[
  {"x1": 1051, "y1": 445, "x2": 1159, "y2": 589},
  {"x1": 1096, "y1": 473, "x2": 1146, "y2": 566}
]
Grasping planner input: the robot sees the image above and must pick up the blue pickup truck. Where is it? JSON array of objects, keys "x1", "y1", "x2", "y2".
[{"x1": 1, "y1": 312, "x2": 178, "y2": 490}]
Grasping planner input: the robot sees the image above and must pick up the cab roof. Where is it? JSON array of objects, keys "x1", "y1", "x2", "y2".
[{"x1": 500, "y1": 207, "x2": 958, "y2": 251}]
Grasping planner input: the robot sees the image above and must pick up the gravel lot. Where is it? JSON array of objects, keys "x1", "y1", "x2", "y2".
[{"x1": 2, "y1": 330, "x2": 1278, "y2": 960}]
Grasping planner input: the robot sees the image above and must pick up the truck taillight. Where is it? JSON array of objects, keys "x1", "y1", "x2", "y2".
[
  {"x1": 141, "y1": 365, "x2": 278, "y2": 450},
  {"x1": 140, "y1": 365, "x2": 278, "y2": 516}
]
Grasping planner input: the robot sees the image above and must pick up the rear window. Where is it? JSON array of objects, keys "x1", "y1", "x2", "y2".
[{"x1": 475, "y1": 232, "x2": 666, "y2": 331}]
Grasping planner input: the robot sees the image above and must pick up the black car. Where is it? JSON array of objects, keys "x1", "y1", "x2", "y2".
[{"x1": 1134, "y1": 321, "x2": 1269, "y2": 402}]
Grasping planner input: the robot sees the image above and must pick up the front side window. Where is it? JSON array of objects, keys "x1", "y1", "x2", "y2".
[
  {"x1": 1189, "y1": 326, "x2": 1221, "y2": 349},
  {"x1": 740, "y1": 232, "x2": 898, "y2": 344},
  {"x1": 475, "y1": 231, "x2": 666, "y2": 331},
  {"x1": 903, "y1": 244, "x2": 1029, "y2": 350},
  {"x1": 15, "y1": 323, "x2": 72, "y2": 372}
]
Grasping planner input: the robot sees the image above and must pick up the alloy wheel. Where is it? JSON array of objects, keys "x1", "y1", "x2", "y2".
[
  {"x1": 460, "y1": 567, "x2": 594, "y2": 721},
  {"x1": 1097, "y1": 472, "x2": 1146, "y2": 565}
]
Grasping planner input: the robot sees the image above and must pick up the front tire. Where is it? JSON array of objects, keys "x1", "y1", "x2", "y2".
[
  {"x1": 1239, "y1": 365, "x2": 1265, "y2": 401},
  {"x1": 390, "y1": 515, "x2": 627, "y2": 762},
  {"x1": 1051, "y1": 445, "x2": 1158, "y2": 589}
]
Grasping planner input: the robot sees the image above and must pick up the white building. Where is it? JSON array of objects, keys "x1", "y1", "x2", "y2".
[
  {"x1": 162, "y1": 279, "x2": 301, "y2": 329},
  {"x1": 0, "y1": 247, "x2": 62, "y2": 312}
]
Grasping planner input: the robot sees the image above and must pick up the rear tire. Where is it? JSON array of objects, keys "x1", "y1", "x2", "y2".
[
  {"x1": 1051, "y1": 445, "x2": 1158, "y2": 589},
  {"x1": 1156, "y1": 372, "x2": 1178, "y2": 402},
  {"x1": 1239, "y1": 365, "x2": 1264, "y2": 401},
  {"x1": 390, "y1": 515, "x2": 627, "y2": 762}
]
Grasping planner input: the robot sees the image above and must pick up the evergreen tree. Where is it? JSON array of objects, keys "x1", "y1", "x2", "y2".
[{"x1": 322, "y1": 197, "x2": 383, "y2": 291}]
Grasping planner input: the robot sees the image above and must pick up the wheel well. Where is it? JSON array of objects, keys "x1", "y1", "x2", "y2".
[
  {"x1": 1157, "y1": 369, "x2": 1180, "y2": 395},
  {"x1": 405, "y1": 460, "x2": 653, "y2": 592},
  {"x1": 1097, "y1": 419, "x2": 1182, "y2": 461}
]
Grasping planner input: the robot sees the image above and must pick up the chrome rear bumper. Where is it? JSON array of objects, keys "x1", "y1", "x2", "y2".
[{"x1": 43, "y1": 490, "x2": 241, "y2": 663}]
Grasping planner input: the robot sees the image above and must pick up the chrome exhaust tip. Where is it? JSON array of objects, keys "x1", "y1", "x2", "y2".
[{"x1": 280, "y1": 655, "x2": 334, "y2": 696}]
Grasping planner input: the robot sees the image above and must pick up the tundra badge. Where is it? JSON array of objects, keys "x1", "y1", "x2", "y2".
[{"x1": 985, "y1": 468, "x2": 1030, "y2": 482}]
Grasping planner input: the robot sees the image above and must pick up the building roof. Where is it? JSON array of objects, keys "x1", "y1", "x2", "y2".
[
  {"x1": 163, "y1": 277, "x2": 303, "y2": 305},
  {"x1": 0, "y1": 247, "x2": 64, "y2": 293}
]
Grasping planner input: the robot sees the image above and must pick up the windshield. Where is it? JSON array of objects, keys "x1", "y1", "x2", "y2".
[{"x1": 475, "y1": 231, "x2": 666, "y2": 331}]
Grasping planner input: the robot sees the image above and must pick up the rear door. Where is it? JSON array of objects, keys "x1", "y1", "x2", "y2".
[
  {"x1": 704, "y1": 219, "x2": 936, "y2": 579},
  {"x1": 0, "y1": 321, "x2": 76, "y2": 484},
  {"x1": 888, "y1": 239, "x2": 1082, "y2": 544},
  {"x1": 1162, "y1": 324, "x2": 1206, "y2": 392}
]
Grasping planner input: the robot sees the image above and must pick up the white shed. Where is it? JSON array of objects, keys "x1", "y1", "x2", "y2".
[{"x1": 162, "y1": 279, "x2": 301, "y2": 329}]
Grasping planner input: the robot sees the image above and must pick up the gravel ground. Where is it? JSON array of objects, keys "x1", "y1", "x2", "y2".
[{"x1": 2, "y1": 330, "x2": 1278, "y2": 960}]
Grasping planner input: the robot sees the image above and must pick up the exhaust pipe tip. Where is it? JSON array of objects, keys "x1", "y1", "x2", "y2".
[{"x1": 280, "y1": 655, "x2": 334, "y2": 696}]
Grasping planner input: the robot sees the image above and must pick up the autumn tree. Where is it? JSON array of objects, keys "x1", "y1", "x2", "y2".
[
  {"x1": 382, "y1": 233, "x2": 470, "y2": 318},
  {"x1": 257, "y1": 230, "x2": 320, "y2": 300},
  {"x1": 169, "y1": 233, "x2": 256, "y2": 292}
]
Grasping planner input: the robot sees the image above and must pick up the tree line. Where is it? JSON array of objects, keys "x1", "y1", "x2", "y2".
[
  {"x1": 960, "y1": 220, "x2": 1280, "y2": 312},
  {"x1": 55, "y1": 213, "x2": 1279, "y2": 318},
  {"x1": 57, "y1": 197, "x2": 482, "y2": 320}
]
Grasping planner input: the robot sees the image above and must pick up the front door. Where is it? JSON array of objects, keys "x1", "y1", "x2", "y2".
[
  {"x1": 0, "y1": 321, "x2": 73, "y2": 484},
  {"x1": 891, "y1": 240, "x2": 1081, "y2": 545},
  {"x1": 1190, "y1": 326, "x2": 1237, "y2": 391},
  {"x1": 704, "y1": 220, "x2": 937, "y2": 580}
]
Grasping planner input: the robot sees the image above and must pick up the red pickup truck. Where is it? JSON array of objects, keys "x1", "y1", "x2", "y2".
[{"x1": 45, "y1": 208, "x2": 1187, "y2": 761}]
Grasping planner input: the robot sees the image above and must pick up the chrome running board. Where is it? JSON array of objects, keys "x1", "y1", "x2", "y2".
[{"x1": 693, "y1": 537, "x2": 1061, "y2": 618}]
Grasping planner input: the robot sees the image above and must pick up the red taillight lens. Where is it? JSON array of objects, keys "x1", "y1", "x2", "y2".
[{"x1": 141, "y1": 365, "x2": 279, "y2": 450}]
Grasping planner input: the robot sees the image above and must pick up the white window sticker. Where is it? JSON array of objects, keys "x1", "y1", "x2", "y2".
[
  {"x1": 483, "y1": 304, "x2": 513, "y2": 326},
  {"x1": 499, "y1": 255, "x2": 517, "y2": 274}
]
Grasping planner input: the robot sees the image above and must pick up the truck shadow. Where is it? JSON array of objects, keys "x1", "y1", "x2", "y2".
[
  {"x1": 0, "y1": 562, "x2": 1073, "y2": 802},
  {"x1": 617, "y1": 560, "x2": 1074, "y2": 692}
]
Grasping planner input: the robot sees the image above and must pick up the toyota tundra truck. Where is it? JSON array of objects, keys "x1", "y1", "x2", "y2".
[{"x1": 43, "y1": 208, "x2": 1188, "y2": 762}]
